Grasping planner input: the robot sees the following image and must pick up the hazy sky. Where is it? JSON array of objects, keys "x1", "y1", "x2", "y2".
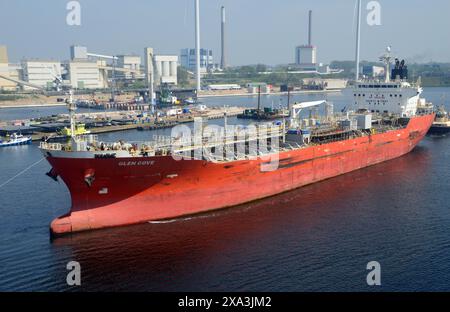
[{"x1": 1, "y1": 0, "x2": 449, "y2": 65}]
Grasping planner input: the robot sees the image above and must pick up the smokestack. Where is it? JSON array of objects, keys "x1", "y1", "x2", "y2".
[
  {"x1": 308, "y1": 10, "x2": 312, "y2": 46},
  {"x1": 221, "y1": 6, "x2": 227, "y2": 69}
]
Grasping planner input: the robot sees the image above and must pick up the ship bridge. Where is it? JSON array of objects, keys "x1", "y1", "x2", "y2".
[
  {"x1": 346, "y1": 81, "x2": 422, "y2": 117},
  {"x1": 345, "y1": 48, "x2": 427, "y2": 117}
]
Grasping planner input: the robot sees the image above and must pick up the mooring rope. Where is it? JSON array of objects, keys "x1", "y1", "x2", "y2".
[{"x1": 0, "y1": 157, "x2": 45, "y2": 189}]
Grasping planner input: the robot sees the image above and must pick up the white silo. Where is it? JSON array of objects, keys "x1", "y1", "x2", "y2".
[
  {"x1": 170, "y1": 61, "x2": 177, "y2": 77},
  {"x1": 162, "y1": 61, "x2": 170, "y2": 77}
]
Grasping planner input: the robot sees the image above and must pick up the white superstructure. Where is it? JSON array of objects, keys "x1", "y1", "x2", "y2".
[
  {"x1": 347, "y1": 81, "x2": 423, "y2": 117},
  {"x1": 345, "y1": 47, "x2": 426, "y2": 117}
]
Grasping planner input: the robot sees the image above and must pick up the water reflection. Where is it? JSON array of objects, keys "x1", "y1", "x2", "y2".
[{"x1": 51, "y1": 145, "x2": 431, "y2": 291}]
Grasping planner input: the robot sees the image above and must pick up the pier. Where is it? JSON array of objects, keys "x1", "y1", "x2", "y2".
[{"x1": 1, "y1": 106, "x2": 245, "y2": 142}]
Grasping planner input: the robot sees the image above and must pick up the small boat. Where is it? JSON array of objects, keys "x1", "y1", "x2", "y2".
[
  {"x1": 428, "y1": 106, "x2": 450, "y2": 135},
  {"x1": 184, "y1": 97, "x2": 197, "y2": 105},
  {"x1": 237, "y1": 108, "x2": 289, "y2": 121},
  {"x1": 0, "y1": 133, "x2": 32, "y2": 147}
]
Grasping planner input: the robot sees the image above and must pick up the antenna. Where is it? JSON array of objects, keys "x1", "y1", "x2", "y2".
[
  {"x1": 379, "y1": 46, "x2": 394, "y2": 82},
  {"x1": 355, "y1": 0, "x2": 362, "y2": 81}
]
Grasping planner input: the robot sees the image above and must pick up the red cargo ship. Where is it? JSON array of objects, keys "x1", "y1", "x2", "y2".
[{"x1": 40, "y1": 54, "x2": 435, "y2": 236}]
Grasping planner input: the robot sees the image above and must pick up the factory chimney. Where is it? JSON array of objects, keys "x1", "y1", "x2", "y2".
[
  {"x1": 308, "y1": 10, "x2": 312, "y2": 46},
  {"x1": 220, "y1": 6, "x2": 227, "y2": 69}
]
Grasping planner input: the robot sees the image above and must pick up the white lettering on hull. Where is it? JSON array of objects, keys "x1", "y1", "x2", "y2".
[{"x1": 118, "y1": 161, "x2": 156, "y2": 167}]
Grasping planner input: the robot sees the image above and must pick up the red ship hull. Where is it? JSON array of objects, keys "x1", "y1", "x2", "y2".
[{"x1": 46, "y1": 114, "x2": 434, "y2": 235}]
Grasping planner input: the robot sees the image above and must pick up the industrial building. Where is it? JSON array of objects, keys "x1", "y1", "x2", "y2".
[
  {"x1": 180, "y1": 48, "x2": 214, "y2": 73},
  {"x1": 69, "y1": 45, "x2": 143, "y2": 87},
  {"x1": 295, "y1": 10, "x2": 318, "y2": 70},
  {"x1": 295, "y1": 45, "x2": 318, "y2": 69},
  {"x1": 143, "y1": 47, "x2": 179, "y2": 104},
  {"x1": 0, "y1": 46, "x2": 18, "y2": 91},
  {"x1": 1, "y1": 44, "x2": 180, "y2": 92},
  {"x1": 70, "y1": 45, "x2": 88, "y2": 60},
  {"x1": 21, "y1": 59, "x2": 62, "y2": 90},
  {"x1": 246, "y1": 83, "x2": 272, "y2": 94},
  {"x1": 302, "y1": 78, "x2": 348, "y2": 90},
  {"x1": 116, "y1": 55, "x2": 142, "y2": 80},
  {"x1": 64, "y1": 59, "x2": 108, "y2": 89},
  {"x1": 206, "y1": 84, "x2": 241, "y2": 91},
  {"x1": 154, "y1": 55, "x2": 178, "y2": 85},
  {"x1": 0, "y1": 45, "x2": 8, "y2": 64},
  {"x1": 317, "y1": 63, "x2": 331, "y2": 74}
]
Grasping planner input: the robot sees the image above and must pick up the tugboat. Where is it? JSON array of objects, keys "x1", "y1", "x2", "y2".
[
  {"x1": 428, "y1": 106, "x2": 450, "y2": 135},
  {"x1": 158, "y1": 83, "x2": 180, "y2": 107},
  {"x1": 0, "y1": 133, "x2": 32, "y2": 147}
]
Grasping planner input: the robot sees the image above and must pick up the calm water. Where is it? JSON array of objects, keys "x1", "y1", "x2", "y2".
[{"x1": 0, "y1": 88, "x2": 449, "y2": 291}]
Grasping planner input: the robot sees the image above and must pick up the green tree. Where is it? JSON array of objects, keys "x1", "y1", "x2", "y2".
[{"x1": 177, "y1": 66, "x2": 190, "y2": 87}]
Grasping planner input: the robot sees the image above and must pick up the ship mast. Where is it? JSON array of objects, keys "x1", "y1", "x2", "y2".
[
  {"x1": 380, "y1": 46, "x2": 393, "y2": 83},
  {"x1": 195, "y1": 0, "x2": 201, "y2": 95},
  {"x1": 68, "y1": 89, "x2": 76, "y2": 138},
  {"x1": 355, "y1": 0, "x2": 362, "y2": 81}
]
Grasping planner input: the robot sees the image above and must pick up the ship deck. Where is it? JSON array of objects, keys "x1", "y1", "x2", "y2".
[{"x1": 39, "y1": 113, "x2": 412, "y2": 163}]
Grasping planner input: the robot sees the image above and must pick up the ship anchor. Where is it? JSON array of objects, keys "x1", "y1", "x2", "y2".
[
  {"x1": 46, "y1": 168, "x2": 58, "y2": 182},
  {"x1": 84, "y1": 169, "x2": 95, "y2": 187}
]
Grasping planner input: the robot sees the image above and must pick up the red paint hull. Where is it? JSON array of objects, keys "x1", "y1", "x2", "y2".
[{"x1": 46, "y1": 114, "x2": 434, "y2": 235}]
